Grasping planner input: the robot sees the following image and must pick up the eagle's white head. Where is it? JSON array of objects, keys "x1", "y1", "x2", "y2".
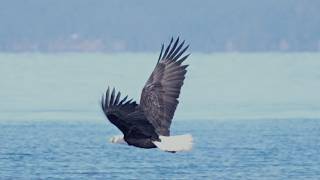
[{"x1": 109, "y1": 135, "x2": 127, "y2": 144}]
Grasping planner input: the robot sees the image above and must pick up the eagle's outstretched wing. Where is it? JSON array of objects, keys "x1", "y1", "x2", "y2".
[
  {"x1": 101, "y1": 87, "x2": 157, "y2": 139},
  {"x1": 140, "y1": 37, "x2": 190, "y2": 136}
]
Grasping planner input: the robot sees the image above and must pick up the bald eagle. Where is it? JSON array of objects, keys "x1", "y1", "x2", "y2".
[{"x1": 101, "y1": 37, "x2": 192, "y2": 152}]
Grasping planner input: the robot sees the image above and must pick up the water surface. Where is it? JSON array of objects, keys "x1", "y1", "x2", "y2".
[
  {"x1": 1, "y1": 119, "x2": 320, "y2": 179},
  {"x1": 0, "y1": 53, "x2": 320, "y2": 179}
]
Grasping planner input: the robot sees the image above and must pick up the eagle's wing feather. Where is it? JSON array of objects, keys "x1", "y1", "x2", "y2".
[
  {"x1": 101, "y1": 87, "x2": 157, "y2": 139},
  {"x1": 140, "y1": 37, "x2": 190, "y2": 136}
]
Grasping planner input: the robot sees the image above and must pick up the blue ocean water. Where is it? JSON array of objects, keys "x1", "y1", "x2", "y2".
[
  {"x1": 1, "y1": 119, "x2": 320, "y2": 179},
  {"x1": 1, "y1": 53, "x2": 320, "y2": 179}
]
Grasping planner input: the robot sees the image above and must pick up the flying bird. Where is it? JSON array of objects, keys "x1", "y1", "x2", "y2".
[{"x1": 101, "y1": 37, "x2": 192, "y2": 152}]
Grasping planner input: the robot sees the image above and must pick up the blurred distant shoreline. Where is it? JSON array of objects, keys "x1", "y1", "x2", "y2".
[
  {"x1": 1, "y1": 38, "x2": 320, "y2": 53},
  {"x1": 1, "y1": 1, "x2": 320, "y2": 53}
]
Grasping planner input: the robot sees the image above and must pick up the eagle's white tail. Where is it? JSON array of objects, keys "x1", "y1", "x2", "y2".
[{"x1": 153, "y1": 134, "x2": 193, "y2": 152}]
